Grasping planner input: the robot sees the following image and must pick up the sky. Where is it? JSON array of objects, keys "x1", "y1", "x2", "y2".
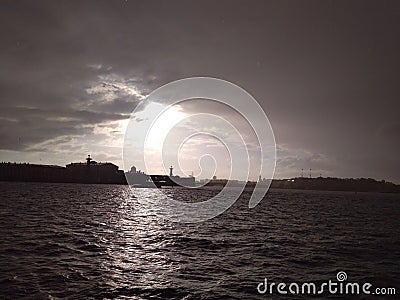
[{"x1": 0, "y1": 0, "x2": 399, "y2": 182}]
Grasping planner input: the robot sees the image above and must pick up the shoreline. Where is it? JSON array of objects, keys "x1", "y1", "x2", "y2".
[{"x1": 1, "y1": 180, "x2": 399, "y2": 194}]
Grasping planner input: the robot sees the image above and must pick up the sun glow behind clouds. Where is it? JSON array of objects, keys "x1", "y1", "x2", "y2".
[
  {"x1": 144, "y1": 103, "x2": 187, "y2": 150},
  {"x1": 124, "y1": 102, "x2": 188, "y2": 174},
  {"x1": 127, "y1": 101, "x2": 188, "y2": 153},
  {"x1": 126, "y1": 99, "x2": 263, "y2": 179}
]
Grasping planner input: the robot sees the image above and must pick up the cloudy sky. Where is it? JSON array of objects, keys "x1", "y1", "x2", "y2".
[{"x1": 1, "y1": 0, "x2": 399, "y2": 182}]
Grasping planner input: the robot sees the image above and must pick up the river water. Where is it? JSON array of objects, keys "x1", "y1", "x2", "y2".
[{"x1": 0, "y1": 182, "x2": 399, "y2": 299}]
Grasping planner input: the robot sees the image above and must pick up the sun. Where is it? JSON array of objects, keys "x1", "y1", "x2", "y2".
[
  {"x1": 143, "y1": 102, "x2": 187, "y2": 150},
  {"x1": 124, "y1": 101, "x2": 188, "y2": 174}
]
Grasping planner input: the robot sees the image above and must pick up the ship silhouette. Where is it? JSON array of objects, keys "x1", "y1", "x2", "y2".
[{"x1": 125, "y1": 165, "x2": 195, "y2": 188}]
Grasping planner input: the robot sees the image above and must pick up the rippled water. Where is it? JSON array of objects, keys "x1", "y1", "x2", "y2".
[{"x1": 0, "y1": 182, "x2": 399, "y2": 299}]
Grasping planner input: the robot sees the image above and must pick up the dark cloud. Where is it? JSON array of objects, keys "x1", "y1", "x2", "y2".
[
  {"x1": 0, "y1": 106, "x2": 129, "y2": 150},
  {"x1": 0, "y1": 0, "x2": 399, "y2": 182}
]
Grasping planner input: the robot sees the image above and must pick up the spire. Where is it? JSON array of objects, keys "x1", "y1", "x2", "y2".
[{"x1": 86, "y1": 155, "x2": 92, "y2": 165}]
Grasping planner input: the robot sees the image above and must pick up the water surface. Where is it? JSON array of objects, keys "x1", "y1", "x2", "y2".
[{"x1": 0, "y1": 182, "x2": 399, "y2": 299}]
